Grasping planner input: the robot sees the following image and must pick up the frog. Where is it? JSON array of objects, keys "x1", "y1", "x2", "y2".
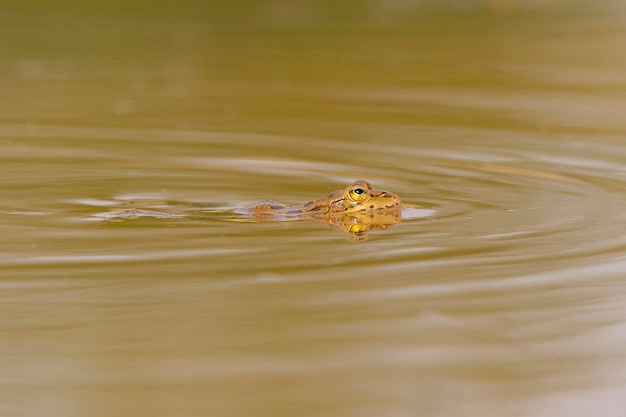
[
  {"x1": 93, "y1": 180, "x2": 404, "y2": 240},
  {"x1": 243, "y1": 180, "x2": 401, "y2": 217},
  {"x1": 238, "y1": 180, "x2": 402, "y2": 240}
]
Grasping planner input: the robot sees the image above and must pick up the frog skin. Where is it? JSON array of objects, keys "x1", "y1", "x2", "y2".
[{"x1": 245, "y1": 180, "x2": 401, "y2": 217}]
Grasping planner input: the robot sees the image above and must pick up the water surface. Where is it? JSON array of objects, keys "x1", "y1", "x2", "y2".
[{"x1": 2, "y1": 2, "x2": 626, "y2": 416}]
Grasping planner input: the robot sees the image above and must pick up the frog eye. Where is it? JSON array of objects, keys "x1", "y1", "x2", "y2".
[{"x1": 348, "y1": 186, "x2": 369, "y2": 202}]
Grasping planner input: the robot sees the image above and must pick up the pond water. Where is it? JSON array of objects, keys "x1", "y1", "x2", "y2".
[{"x1": 2, "y1": 1, "x2": 626, "y2": 416}]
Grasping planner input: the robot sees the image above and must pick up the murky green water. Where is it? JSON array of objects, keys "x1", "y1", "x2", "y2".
[{"x1": 2, "y1": 1, "x2": 626, "y2": 416}]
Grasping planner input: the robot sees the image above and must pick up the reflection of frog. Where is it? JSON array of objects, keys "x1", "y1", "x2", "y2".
[
  {"x1": 94, "y1": 180, "x2": 403, "y2": 241},
  {"x1": 240, "y1": 180, "x2": 402, "y2": 240}
]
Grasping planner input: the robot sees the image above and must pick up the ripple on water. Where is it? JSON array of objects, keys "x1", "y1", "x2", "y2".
[
  {"x1": 2, "y1": 122, "x2": 626, "y2": 416},
  {"x1": 3, "y1": 124, "x2": 626, "y2": 266}
]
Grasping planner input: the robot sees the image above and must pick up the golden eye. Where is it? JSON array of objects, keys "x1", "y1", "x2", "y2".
[
  {"x1": 348, "y1": 186, "x2": 369, "y2": 203},
  {"x1": 347, "y1": 223, "x2": 369, "y2": 234}
]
